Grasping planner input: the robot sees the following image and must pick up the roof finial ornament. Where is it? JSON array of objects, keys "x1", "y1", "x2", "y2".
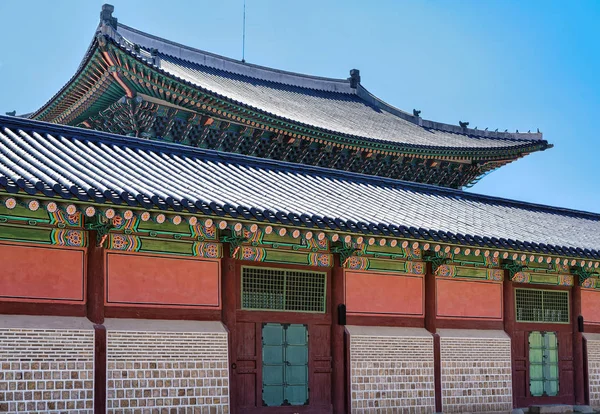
[
  {"x1": 349, "y1": 69, "x2": 361, "y2": 89},
  {"x1": 100, "y1": 4, "x2": 118, "y2": 30},
  {"x1": 5, "y1": 111, "x2": 16, "y2": 116},
  {"x1": 459, "y1": 121, "x2": 469, "y2": 128},
  {"x1": 413, "y1": 109, "x2": 421, "y2": 117}
]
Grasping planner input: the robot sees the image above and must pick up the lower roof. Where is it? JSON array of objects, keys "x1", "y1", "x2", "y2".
[{"x1": 0, "y1": 115, "x2": 598, "y2": 259}]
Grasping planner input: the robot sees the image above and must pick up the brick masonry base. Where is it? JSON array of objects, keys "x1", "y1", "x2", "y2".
[
  {"x1": 439, "y1": 329, "x2": 512, "y2": 413},
  {"x1": 585, "y1": 335, "x2": 600, "y2": 407},
  {"x1": 105, "y1": 319, "x2": 230, "y2": 413},
  {"x1": 0, "y1": 317, "x2": 95, "y2": 413},
  {"x1": 347, "y1": 326, "x2": 435, "y2": 413}
]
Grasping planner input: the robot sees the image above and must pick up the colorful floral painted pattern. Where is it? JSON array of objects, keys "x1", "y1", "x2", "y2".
[
  {"x1": 110, "y1": 215, "x2": 138, "y2": 231},
  {"x1": 512, "y1": 271, "x2": 531, "y2": 284},
  {"x1": 308, "y1": 253, "x2": 332, "y2": 267},
  {"x1": 194, "y1": 242, "x2": 222, "y2": 259},
  {"x1": 581, "y1": 277, "x2": 596, "y2": 289},
  {"x1": 239, "y1": 246, "x2": 266, "y2": 261},
  {"x1": 109, "y1": 234, "x2": 140, "y2": 251},
  {"x1": 435, "y1": 264, "x2": 456, "y2": 278},
  {"x1": 50, "y1": 211, "x2": 82, "y2": 227},
  {"x1": 51, "y1": 229, "x2": 86, "y2": 247},
  {"x1": 484, "y1": 255, "x2": 500, "y2": 267},
  {"x1": 346, "y1": 256, "x2": 369, "y2": 270},
  {"x1": 558, "y1": 274, "x2": 574, "y2": 286},
  {"x1": 192, "y1": 223, "x2": 217, "y2": 240},
  {"x1": 405, "y1": 261, "x2": 425, "y2": 275},
  {"x1": 487, "y1": 269, "x2": 504, "y2": 281}
]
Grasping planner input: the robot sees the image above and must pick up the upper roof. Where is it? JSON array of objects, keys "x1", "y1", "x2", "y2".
[
  {"x1": 29, "y1": 4, "x2": 550, "y2": 157},
  {"x1": 0, "y1": 114, "x2": 597, "y2": 259},
  {"x1": 110, "y1": 22, "x2": 545, "y2": 150}
]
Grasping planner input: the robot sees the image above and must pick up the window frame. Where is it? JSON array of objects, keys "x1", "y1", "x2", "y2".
[
  {"x1": 241, "y1": 266, "x2": 328, "y2": 313},
  {"x1": 515, "y1": 288, "x2": 570, "y2": 324}
]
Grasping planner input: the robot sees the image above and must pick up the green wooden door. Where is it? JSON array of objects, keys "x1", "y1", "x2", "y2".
[
  {"x1": 528, "y1": 331, "x2": 559, "y2": 397},
  {"x1": 262, "y1": 323, "x2": 309, "y2": 407}
]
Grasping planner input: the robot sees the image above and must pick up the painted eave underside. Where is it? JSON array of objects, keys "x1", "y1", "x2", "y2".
[
  {"x1": 0, "y1": 115, "x2": 597, "y2": 259},
  {"x1": 30, "y1": 21, "x2": 550, "y2": 158}
]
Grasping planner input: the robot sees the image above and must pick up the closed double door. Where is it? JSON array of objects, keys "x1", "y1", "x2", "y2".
[
  {"x1": 529, "y1": 331, "x2": 559, "y2": 397},
  {"x1": 262, "y1": 323, "x2": 309, "y2": 406}
]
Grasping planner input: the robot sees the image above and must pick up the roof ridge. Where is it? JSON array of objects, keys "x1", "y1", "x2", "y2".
[
  {"x1": 108, "y1": 22, "x2": 354, "y2": 93},
  {"x1": 357, "y1": 85, "x2": 544, "y2": 142},
  {"x1": 0, "y1": 114, "x2": 593, "y2": 222}
]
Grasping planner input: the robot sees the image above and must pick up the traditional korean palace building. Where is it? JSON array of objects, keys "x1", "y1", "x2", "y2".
[{"x1": 2, "y1": 5, "x2": 600, "y2": 413}]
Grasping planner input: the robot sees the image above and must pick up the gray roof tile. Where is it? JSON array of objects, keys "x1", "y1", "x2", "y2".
[{"x1": 0, "y1": 115, "x2": 597, "y2": 259}]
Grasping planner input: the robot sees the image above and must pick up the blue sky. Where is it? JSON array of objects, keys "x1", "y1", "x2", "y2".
[{"x1": 1, "y1": 1, "x2": 598, "y2": 213}]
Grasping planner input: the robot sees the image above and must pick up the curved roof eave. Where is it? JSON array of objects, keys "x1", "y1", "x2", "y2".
[
  {"x1": 108, "y1": 37, "x2": 551, "y2": 157},
  {"x1": 29, "y1": 18, "x2": 551, "y2": 159}
]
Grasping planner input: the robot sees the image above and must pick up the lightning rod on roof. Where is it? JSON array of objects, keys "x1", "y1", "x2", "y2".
[{"x1": 242, "y1": 0, "x2": 246, "y2": 63}]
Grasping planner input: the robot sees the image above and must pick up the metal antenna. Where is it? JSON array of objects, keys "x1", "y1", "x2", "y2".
[{"x1": 242, "y1": 0, "x2": 246, "y2": 63}]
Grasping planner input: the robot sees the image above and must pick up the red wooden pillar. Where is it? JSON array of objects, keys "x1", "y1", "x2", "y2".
[
  {"x1": 331, "y1": 255, "x2": 346, "y2": 414},
  {"x1": 503, "y1": 274, "x2": 516, "y2": 408},
  {"x1": 86, "y1": 230, "x2": 105, "y2": 324},
  {"x1": 86, "y1": 230, "x2": 106, "y2": 414},
  {"x1": 572, "y1": 284, "x2": 585, "y2": 405},
  {"x1": 93, "y1": 324, "x2": 106, "y2": 414},
  {"x1": 222, "y1": 243, "x2": 238, "y2": 413},
  {"x1": 425, "y1": 263, "x2": 442, "y2": 412}
]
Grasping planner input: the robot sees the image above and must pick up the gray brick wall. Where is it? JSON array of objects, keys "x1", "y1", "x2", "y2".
[
  {"x1": 440, "y1": 331, "x2": 512, "y2": 413},
  {"x1": 0, "y1": 327, "x2": 94, "y2": 413},
  {"x1": 106, "y1": 322, "x2": 230, "y2": 413},
  {"x1": 348, "y1": 326, "x2": 435, "y2": 413},
  {"x1": 587, "y1": 337, "x2": 600, "y2": 408}
]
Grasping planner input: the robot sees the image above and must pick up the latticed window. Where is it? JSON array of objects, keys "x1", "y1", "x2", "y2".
[
  {"x1": 241, "y1": 267, "x2": 327, "y2": 313},
  {"x1": 515, "y1": 288, "x2": 569, "y2": 323}
]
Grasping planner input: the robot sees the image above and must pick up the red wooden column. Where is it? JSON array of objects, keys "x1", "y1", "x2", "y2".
[
  {"x1": 222, "y1": 243, "x2": 238, "y2": 414},
  {"x1": 86, "y1": 230, "x2": 106, "y2": 414},
  {"x1": 86, "y1": 230, "x2": 105, "y2": 324},
  {"x1": 331, "y1": 255, "x2": 346, "y2": 414},
  {"x1": 424, "y1": 262, "x2": 442, "y2": 413},
  {"x1": 503, "y1": 273, "x2": 516, "y2": 408},
  {"x1": 572, "y1": 283, "x2": 585, "y2": 405}
]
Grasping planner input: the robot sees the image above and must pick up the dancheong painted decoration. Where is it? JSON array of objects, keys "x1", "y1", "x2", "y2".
[{"x1": 0, "y1": 4, "x2": 598, "y2": 414}]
